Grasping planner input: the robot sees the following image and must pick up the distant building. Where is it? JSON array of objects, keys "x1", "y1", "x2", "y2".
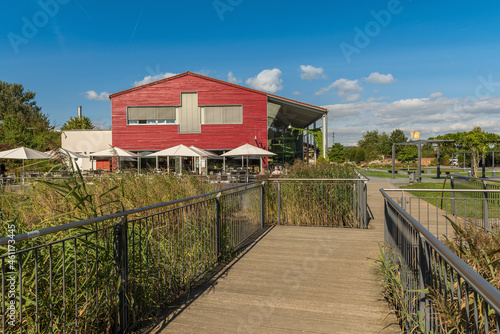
[
  {"x1": 61, "y1": 129, "x2": 112, "y2": 170},
  {"x1": 62, "y1": 72, "x2": 328, "y2": 170},
  {"x1": 109, "y1": 72, "x2": 328, "y2": 164}
]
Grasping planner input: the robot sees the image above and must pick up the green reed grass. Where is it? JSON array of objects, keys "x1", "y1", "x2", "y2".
[
  {"x1": 426, "y1": 217, "x2": 500, "y2": 333},
  {"x1": 1, "y1": 161, "x2": 357, "y2": 332},
  {"x1": 266, "y1": 160, "x2": 359, "y2": 227},
  {"x1": 377, "y1": 244, "x2": 430, "y2": 333}
]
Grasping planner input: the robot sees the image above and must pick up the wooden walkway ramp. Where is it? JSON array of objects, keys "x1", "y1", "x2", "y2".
[{"x1": 141, "y1": 182, "x2": 400, "y2": 333}]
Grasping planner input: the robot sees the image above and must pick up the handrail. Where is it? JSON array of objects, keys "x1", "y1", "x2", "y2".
[
  {"x1": 452, "y1": 175, "x2": 500, "y2": 184},
  {"x1": 268, "y1": 178, "x2": 368, "y2": 181},
  {"x1": 0, "y1": 180, "x2": 264, "y2": 245},
  {"x1": 382, "y1": 188, "x2": 500, "y2": 193},
  {"x1": 0, "y1": 177, "x2": 365, "y2": 245},
  {"x1": 380, "y1": 189, "x2": 500, "y2": 313}
]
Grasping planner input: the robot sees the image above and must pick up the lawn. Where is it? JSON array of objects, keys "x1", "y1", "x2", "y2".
[{"x1": 400, "y1": 181, "x2": 499, "y2": 223}]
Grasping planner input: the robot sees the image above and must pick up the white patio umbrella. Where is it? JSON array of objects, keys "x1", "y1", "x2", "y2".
[
  {"x1": 90, "y1": 147, "x2": 141, "y2": 172},
  {"x1": 221, "y1": 144, "x2": 276, "y2": 182},
  {"x1": 0, "y1": 146, "x2": 51, "y2": 172},
  {"x1": 147, "y1": 144, "x2": 204, "y2": 174},
  {"x1": 189, "y1": 146, "x2": 219, "y2": 174},
  {"x1": 46, "y1": 148, "x2": 88, "y2": 171}
]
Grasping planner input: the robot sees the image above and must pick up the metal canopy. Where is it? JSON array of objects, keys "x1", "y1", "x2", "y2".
[
  {"x1": 267, "y1": 96, "x2": 326, "y2": 129},
  {"x1": 391, "y1": 140, "x2": 455, "y2": 181}
]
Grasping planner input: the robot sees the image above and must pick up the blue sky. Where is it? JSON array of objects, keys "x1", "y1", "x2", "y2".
[{"x1": 2, "y1": 0, "x2": 500, "y2": 145}]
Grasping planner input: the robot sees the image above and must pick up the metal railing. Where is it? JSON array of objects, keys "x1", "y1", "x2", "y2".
[
  {"x1": 265, "y1": 177, "x2": 368, "y2": 228},
  {"x1": 387, "y1": 188, "x2": 500, "y2": 236},
  {"x1": 381, "y1": 188, "x2": 500, "y2": 333},
  {"x1": 450, "y1": 176, "x2": 500, "y2": 232},
  {"x1": 0, "y1": 177, "x2": 367, "y2": 333}
]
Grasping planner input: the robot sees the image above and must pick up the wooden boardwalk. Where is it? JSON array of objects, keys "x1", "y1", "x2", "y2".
[{"x1": 141, "y1": 182, "x2": 400, "y2": 333}]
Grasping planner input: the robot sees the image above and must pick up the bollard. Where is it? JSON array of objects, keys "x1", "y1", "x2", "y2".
[{"x1": 493, "y1": 170, "x2": 497, "y2": 177}]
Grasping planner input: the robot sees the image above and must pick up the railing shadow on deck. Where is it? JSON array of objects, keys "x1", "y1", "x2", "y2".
[
  {"x1": 0, "y1": 176, "x2": 368, "y2": 333},
  {"x1": 137, "y1": 225, "x2": 276, "y2": 334}
]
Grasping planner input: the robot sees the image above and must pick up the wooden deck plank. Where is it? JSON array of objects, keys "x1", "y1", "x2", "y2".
[{"x1": 140, "y1": 182, "x2": 400, "y2": 333}]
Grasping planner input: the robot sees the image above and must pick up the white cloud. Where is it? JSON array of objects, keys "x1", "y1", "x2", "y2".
[
  {"x1": 367, "y1": 96, "x2": 388, "y2": 102},
  {"x1": 300, "y1": 65, "x2": 326, "y2": 80},
  {"x1": 344, "y1": 94, "x2": 361, "y2": 102},
  {"x1": 227, "y1": 72, "x2": 241, "y2": 84},
  {"x1": 363, "y1": 72, "x2": 396, "y2": 85},
  {"x1": 134, "y1": 72, "x2": 177, "y2": 87},
  {"x1": 292, "y1": 91, "x2": 301, "y2": 96},
  {"x1": 316, "y1": 78, "x2": 364, "y2": 102},
  {"x1": 246, "y1": 68, "x2": 283, "y2": 93},
  {"x1": 323, "y1": 93, "x2": 500, "y2": 145},
  {"x1": 85, "y1": 90, "x2": 109, "y2": 101},
  {"x1": 429, "y1": 91, "x2": 443, "y2": 99}
]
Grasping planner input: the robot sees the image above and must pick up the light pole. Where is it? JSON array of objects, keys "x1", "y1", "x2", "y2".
[{"x1": 489, "y1": 144, "x2": 496, "y2": 177}]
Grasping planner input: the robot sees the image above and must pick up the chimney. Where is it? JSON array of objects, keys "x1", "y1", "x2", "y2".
[{"x1": 77, "y1": 106, "x2": 82, "y2": 119}]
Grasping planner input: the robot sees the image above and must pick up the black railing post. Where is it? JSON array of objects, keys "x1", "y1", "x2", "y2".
[
  {"x1": 357, "y1": 180, "x2": 368, "y2": 228},
  {"x1": 482, "y1": 180, "x2": 490, "y2": 232},
  {"x1": 216, "y1": 192, "x2": 222, "y2": 260},
  {"x1": 261, "y1": 182, "x2": 266, "y2": 228},
  {"x1": 113, "y1": 217, "x2": 129, "y2": 334},
  {"x1": 277, "y1": 181, "x2": 282, "y2": 225},
  {"x1": 450, "y1": 176, "x2": 456, "y2": 215},
  {"x1": 418, "y1": 236, "x2": 431, "y2": 330}
]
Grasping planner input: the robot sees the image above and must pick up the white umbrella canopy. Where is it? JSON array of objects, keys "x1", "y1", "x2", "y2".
[
  {"x1": 90, "y1": 147, "x2": 140, "y2": 158},
  {"x1": 46, "y1": 148, "x2": 87, "y2": 159},
  {"x1": 189, "y1": 146, "x2": 219, "y2": 158},
  {"x1": 221, "y1": 144, "x2": 276, "y2": 182},
  {"x1": 0, "y1": 147, "x2": 52, "y2": 178},
  {"x1": 221, "y1": 144, "x2": 276, "y2": 158},
  {"x1": 90, "y1": 147, "x2": 140, "y2": 172},
  {"x1": 147, "y1": 145, "x2": 207, "y2": 175},
  {"x1": 0, "y1": 147, "x2": 51, "y2": 160},
  {"x1": 147, "y1": 144, "x2": 202, "y2": 157}
]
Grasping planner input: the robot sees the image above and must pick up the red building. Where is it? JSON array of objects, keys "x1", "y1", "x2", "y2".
[{"x1": 109, "y1": 72, "x2": 328, "y2": 163}]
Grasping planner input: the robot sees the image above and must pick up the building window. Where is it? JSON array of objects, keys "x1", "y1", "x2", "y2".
[
  {"x1": 203, "y1": 106, "x2": 243, "y2": 125},
  {"x1": 127, "y1": 106, "x2": 176, "y2": 125}
]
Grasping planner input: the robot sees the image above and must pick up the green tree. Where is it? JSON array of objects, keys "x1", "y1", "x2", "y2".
[
  {"x1": 378, "y1": 132, "x2": 392, "y2": 156},
  {"x1": 398, "y1": 145, "x2": 418, "y2": 170},
  {"x1": 61, "y1": 116, "x2": 95, "y2": 130},
  {"x1": 390, "y1": 128, "x2": 407, "y2": 145},
  {"x1": 344, "y1": 147, "x2": 365, "y2": 164},
  {"x1": 358, "y1": 130, "x2": 392, "y2": 160},
  {"x1": 0, "y1": 81, "x2": 59, "y2": 151},
  {"x1": 444, "y1": 126, "x2": 499, "y2": 177},
  {"x1": 328, "y1": 143, "x2": 345, "y2": 163}
]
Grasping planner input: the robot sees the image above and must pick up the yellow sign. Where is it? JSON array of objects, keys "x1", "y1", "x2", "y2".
[{"x1": 410, "y1": 131, "x2": 420, "y2": 139}]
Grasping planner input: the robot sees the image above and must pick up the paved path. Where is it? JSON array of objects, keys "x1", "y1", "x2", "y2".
[{"x1": 142, "y1": 182, "x2": 400, "y2": 333}]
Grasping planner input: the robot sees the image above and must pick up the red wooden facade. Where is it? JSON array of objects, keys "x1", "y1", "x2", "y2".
[{"x1": 110, "y1": 72, "x2": 269, "y2": 151}]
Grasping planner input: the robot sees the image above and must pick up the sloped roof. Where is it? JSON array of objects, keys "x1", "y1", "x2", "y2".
[{"x1": 109, "y1": 71, "x2": 327, "y2": 114}]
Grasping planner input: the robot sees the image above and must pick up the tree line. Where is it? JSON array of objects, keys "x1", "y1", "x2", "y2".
[
  {"x1": 0, "y1": 81, "x2": 95, "y2": 152},
  {"x1": 328, "y1": 127, "x2": 500, "y2": 177}
]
